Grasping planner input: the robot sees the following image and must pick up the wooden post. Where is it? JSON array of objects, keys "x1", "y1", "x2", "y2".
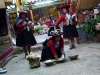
[
  {"x1": 76, "y1": 0, "x2": 80, "y2": 15},
  {"x1": 58, "y1": 10, "x2": 60, "y2": 18},
  {"x1": 29, "y1": 4, "x2": 34, "y2": 22},
  {"x1": 30, "y1": 10, "x2": 34, "y2": 22},
  {"x1": 0, "y1": 0, "x2": 5, "y2": 8},
  {"x1": 16, "y1": 0, "x2": 21, "y2": 10}
]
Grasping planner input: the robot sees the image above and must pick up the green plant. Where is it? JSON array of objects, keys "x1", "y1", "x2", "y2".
[
  {"x1": 81, "y1": 16, "x2": 100, "y2": 35},
  {"x1": 77, "y1": 21, "x2": 84, "y2": 27},
  {"x1": 22, "y1": 0, "x2": 26, "y2": 7},
  {"x1": 34, "y1": 25, "x2": 42, "y2": 33}
]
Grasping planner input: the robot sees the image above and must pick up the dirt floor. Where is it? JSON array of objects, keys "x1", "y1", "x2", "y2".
[{"x1": 2, "y1": 42, "x2": 100, "y2": 75}]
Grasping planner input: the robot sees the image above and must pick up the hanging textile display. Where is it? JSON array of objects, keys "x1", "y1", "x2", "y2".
[{"x1": 9, "y1": 12, "x2": 17, "y2": 24}]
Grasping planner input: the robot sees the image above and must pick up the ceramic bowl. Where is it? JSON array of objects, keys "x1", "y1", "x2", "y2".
[
  {"x1": 55, "y1": 58, "x2": 66, "y2": 63},
  {"x1": 44, "y1": 60, "x2": 54, "y2": 66},
  {"x1": 68, "y1": 55, "x2": 78, "y2": 60}
]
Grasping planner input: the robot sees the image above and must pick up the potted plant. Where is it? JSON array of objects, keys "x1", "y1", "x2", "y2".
[{"x1": 80, "y1": 15, "x2": 100, "y2": 42}]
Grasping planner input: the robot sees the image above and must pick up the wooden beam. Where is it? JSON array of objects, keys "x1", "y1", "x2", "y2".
[{"x1": 0, "y1": 0, "x2": 6, "y2": 8}]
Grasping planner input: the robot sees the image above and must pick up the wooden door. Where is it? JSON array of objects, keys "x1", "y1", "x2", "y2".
[{"x1": 0, "y1": 8, "x2": 8, "y2": 36}]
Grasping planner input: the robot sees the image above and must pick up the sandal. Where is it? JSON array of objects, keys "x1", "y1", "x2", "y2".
[{"x1": 69, "y1": 45, "x2": 76, "y2": 50}]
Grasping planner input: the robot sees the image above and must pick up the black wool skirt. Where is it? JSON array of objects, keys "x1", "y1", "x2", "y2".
[
  {"x1": 41, "y1": 45, "x2": 61, "y2": 61},
  {"x1": 63, "y1": 24, "x2": 79, "y2": 38},
  {"x1": 16, "y1": 29, "x2": 37, "y2": 47}
]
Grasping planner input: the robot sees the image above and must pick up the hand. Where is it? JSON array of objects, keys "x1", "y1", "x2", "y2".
[
  {"x1": 52, "y1": 24, "x2": 56, "y2": 26},
  {"x1": 54, "y1": 24, "x2": 57, "y2": 26},
  {"x1": 28, "y1": 21, "x2": 32, "y2": 24},
  {"x1": 19, "y1": 19, "x2": 23, "y2": 22},
  {"x1": 47, "y1": 36, "x2": 52, "y2": 40},
  {"x1": 61, "y1": 51, "x2": 65, "y2": 54},
  {"x1": 23, "y1": 21, "x2": 28, "y2": 26},
  {"x1": 54, "y1": 55, "x2": 58, "y2": 60},
  {"x1": 55, "y1": 58, "x2": 59, "y2": 60}
]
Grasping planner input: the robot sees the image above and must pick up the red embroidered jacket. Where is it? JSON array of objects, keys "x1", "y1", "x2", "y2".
[
  {"x1": 16, "y1": 21, "x2": 34, "y2": 35},
  {"x1": 56, "y1": 12, "x2": 77, "y2": 26},
  {"x1": 47, "y1": 37, "x2": 64, "y2": 57},
  {"x1": 17, "y1": 22, "x2": 24, "y2": 29},
  {"x1": 14, "y1": 21, "x2": 24, "y2": 35}
]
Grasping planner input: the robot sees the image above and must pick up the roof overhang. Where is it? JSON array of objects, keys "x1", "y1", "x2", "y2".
[{"x1": 24, "y1": 0, "x2": 60, "y2": 10}]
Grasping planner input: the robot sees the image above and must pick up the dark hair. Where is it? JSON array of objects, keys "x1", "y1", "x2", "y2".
[
  {"x1": 19, "y1": 13, "x2": 27, "y2": 18},
  {"x1": 50, "y1": 15, "x2": 54, "y2": 19}
]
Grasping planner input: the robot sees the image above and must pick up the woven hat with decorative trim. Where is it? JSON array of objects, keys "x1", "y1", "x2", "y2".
[
  {"x1": 18, "y1": 11, "x2": 27, "y2": 14},
  {"x1": 60, "y1": 4, "x2": 70, "y2": 9},
  {"x1": 49, "y1": 29, "x2": 63, "y2": 37}
]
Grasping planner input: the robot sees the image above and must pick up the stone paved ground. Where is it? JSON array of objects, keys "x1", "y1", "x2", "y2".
[{"x1": 3, "y1": 42, "x2": 100, "y2": 75}]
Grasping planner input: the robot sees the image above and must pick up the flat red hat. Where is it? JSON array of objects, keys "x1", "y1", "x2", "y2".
[
  {"x1": 60, "y1": 4, "x2": 70, "y2": 9},
  {"x1": 18, "y1": 11, "x2": 27, "y2": 14}
]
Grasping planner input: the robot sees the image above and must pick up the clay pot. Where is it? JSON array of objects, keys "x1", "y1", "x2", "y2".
[{"x1": 92, "y1": 33, "x2": 100, "y2": 42}]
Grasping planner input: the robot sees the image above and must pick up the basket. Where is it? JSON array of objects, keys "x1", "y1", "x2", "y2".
[{"x1": 28, "y1": 58, "x2": 40, "y2": 68}]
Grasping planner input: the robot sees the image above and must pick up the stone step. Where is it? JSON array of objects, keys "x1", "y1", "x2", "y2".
[{"x1": 13, "y1": 40, "x2": 69, "y2": 54}]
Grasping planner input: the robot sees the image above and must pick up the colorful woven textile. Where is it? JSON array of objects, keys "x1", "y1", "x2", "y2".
[{"x1": 9, "y1": 12, "x2": 17, "y2": 24}]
